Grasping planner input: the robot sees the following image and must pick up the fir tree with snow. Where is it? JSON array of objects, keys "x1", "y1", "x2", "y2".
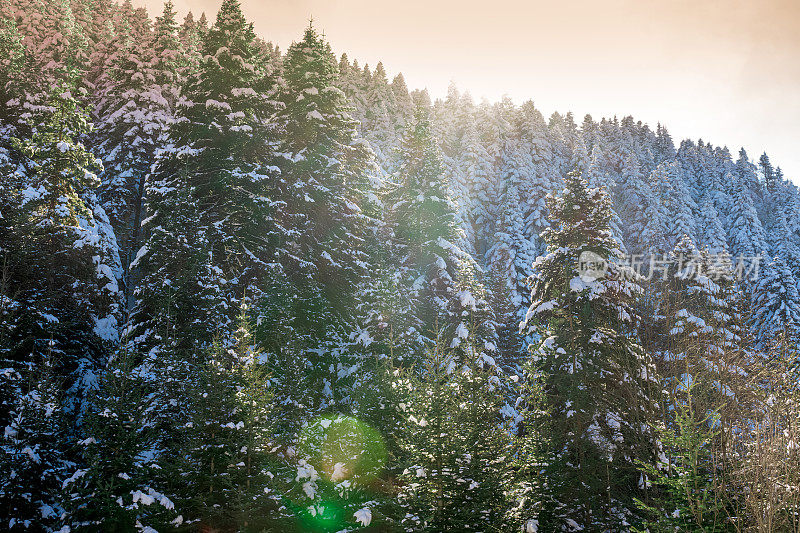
[
  {"x1": 521, "y1": 171, "x2": 656, "y2": 529},
  {"x1": 751, "y1": 256, "x2": 800, "y2": 352},
  {"x1": 1, "y1": 81, "x2": 121, "y2": 418}
]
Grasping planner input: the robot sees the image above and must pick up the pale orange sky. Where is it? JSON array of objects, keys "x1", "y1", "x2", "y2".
[{"x1": 135, "y1": 0, "x2": 800, "y2": 181}]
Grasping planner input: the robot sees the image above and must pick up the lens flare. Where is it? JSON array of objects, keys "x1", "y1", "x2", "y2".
[{"x1": 298, "y1": 414, "x2": 387, "y2": 483}]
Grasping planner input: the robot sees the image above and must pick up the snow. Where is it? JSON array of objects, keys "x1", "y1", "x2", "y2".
[
  {"x1": 130, "y1": 244, "x2": 149, "y2": 268},
  {"x1": 62, "y1": 469, "x2": 87, "y2": 488},
  {"x1": 132, "y1": 490, "x2": 155, "y2": 506},
  {"x1": 569, "y1": 276, "x2": 587, "y2": 292},
  {"x1": 331, "y1": 462, "x2": 348, "y2": 482},
  {"x1": 354, "y1": 507, "x2": 372, "y2": 526}
]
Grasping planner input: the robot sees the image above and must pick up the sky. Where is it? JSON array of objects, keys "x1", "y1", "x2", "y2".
[{"x1": 134, "y1": 0, "x2": 800, "y2": 181}]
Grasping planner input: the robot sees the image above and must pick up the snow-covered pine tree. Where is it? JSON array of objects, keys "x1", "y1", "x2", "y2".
[
  {"x1": 734, "y1": 148, "x2": 761, "y2": 200},
  {"x1": 361, "y1": 61, "x2": 398, "y2": 170},
  {"x1": 486, "y1": 177, "x2": 529, "y2": 301},
  {"x1": 1, "y1": 81, "x2": 120, "y2": 415},
  {"x1": 394, "y1": 335, "x2": 514, "y2": 532},
  {"x1": 652, "y1": 237, "x2": 745, "y2": 416},
  {"x1": 93, "y1": 0, "x2": 184, "y2": 314},
  {"x1": 0, "y1": 353, "x2": 71, "y2": 531},
  {"x1": 751, "y1": 256, "x2": 800, "y2": 352},
  {"x1": 132, "y1": 0, "x2": 283, "y2": 354},
  {"x1": 66, "y1": 341, "x2": 176, "y2": 532},
  {"x1": 635, "y1": 379, "x2": 732, "y2": 531},
  {"x1": 759, "y1": 152, "x2": 776, "y2": 192},
  {"x1": 521, "y1": 171, "x2": 656, "y2": 529},
  {"x1": 162, "y1": 303, "x2": 283, "y2": 530},
  {"x1": 454, "y1": 114, "x2": 492, "y2": 256},
  {"x1": 179, "y1": 10, "x2": 206, "y2": 72},
  {"x1": 766, "y1": 206, "x2": 800, "y2": 273},
  {"x1": 386, "y1": 104, "x2": 496, "y2": 362},
  {"x1": 697, "y1": 192, "x2": 728, "y2": 254},
  {"x1": 172, "y1": 0, "x2": 283, "y2": 308},
  {"x1": 272, "y1": 22, "x2": 380, "y2": 416},
  {"x1": 0, "y1": 12, "x2": 26, "y2": 133},
  {"x1": 727, "y1": 175, "x2": 767, "y2": 277},
  {"x1": 620, "y1": 155, "x2": 666, "y2": 256},
  {"x1": 654, "y1": 123, "x2": 677, "y2": 165},
  {"x1": 655, "y1": 161, "x2": 696, "y2": 249},
  {"x1": 390, "y1": 72, "x2": 414, "y2": 132},
  {"x1": 586, "y1": 144, "x2": 626, "y2": 251}
]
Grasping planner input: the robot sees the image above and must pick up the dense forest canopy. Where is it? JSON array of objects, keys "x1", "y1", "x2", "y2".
[{"x1": 2, "y1": 0, "x2": 800, "y2": 531}]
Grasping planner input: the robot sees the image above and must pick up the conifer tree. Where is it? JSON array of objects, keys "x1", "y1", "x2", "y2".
[
  {"x1": 759, "y1": 152, "x2": 775, "y2": 191},
  {"x1": 394, "y1": 337, "x2": 514, "y2": 532},
  {"x1": 727, "y1": 177, "x2": 766, "y2": 272},
  {"x1": 751, "y1": 256, "x2": 800, "y2": 351},
  {"x1": 657, "y1": 161, "x2": 696, "y2": 248},
  {"x1": 94, "y1": 0, "x2": 183, "y2": 313},
  {"x1": 387, "y1": 105, "x2": 496, "y2": 359},
  {"x1": 1, "y1": 81, "x2": 121, "y2": 415},
  {"x1": 636, "y1": 238, "x2": 745, "y2": 531},
  {"x1": 67, "y1": 341, "x2": 176, "y2": 532},
  {"x1": 0, "y1": 14, "x2": 26, "y2": 131},
  {"x1": 272, "y1": 23, "x2": 380, "y2": 415},
  {"x1": 635, "y1": 384, "x2": 732, "y2": 532},
  {"x1": 698, "y1": 193, "x2": 728, "y2": 254},
  {"x1": 521, "y1": 171, "x2": 656, "y2": 529},
  {"x1": 0, "y1": 354, "x2": 71, "y2": 531},
  {"x1": 161, "y1": 303, "x2": 282, "y2": 530},
  {"x1": 620, "y1": 155, "x2": 665, "y2": 255},
  {"x1": 132, "y1": 0, "x2": 282, "y2": 354}
]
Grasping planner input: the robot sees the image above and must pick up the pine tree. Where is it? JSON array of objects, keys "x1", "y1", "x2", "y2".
[
  {"x1": 387, "y1": 105, "x2": 495, "y2": 359},
  {"x1": 67, "y1": 342, "x2": 176, "y2": 532},
  {"x1": 486, "y1": 177, "x2": 537, "y2": 358},
  {"x1": 759, "y1": 152, "x2": 775, "y2": 191},
  {"x1": 132, "y1": 0, "x2": 282, "y2": 355},
  {"x1": 1, "y1": 81, "x2": 120, "y2": 416},
  {"x1": 635, "y1": 385, "x2": 733, "y2": 532},
  {"x1": 93, "y1": 0, "x2": 183, "y2": 314},
  {"x1": 635, "y1": 238, "x2": 744, "y2": 531},
  {"x1": 734, "y1": 149, "x2": 761, "y2": 198},
  {"x1": 727, "y1": 177, "x2": 766, "y2": 274},
  {"x1": 273, "y1": 22, "x2": 380, "y2": 414},
  {"x1": 0, "y1": 13, "x2": 26, "y2": 131},
  {"x1": 162, "y1": 303, "x2": 281, "y2": 530},
  {"x1": 620, "y1": 155, "x2": 666, "y2": 255},
  {"x1": 751, "y1": 256, "x2": 800, "y2": 351},
  {"x1": 0, "y1": 353, "x2": 71, "y2": 531},
  {"x1": 698, "y1": 193, "x2": 728, "y2": 254},
  {"x1": 394, "y1": 336, "x2": 514, "y2": 532},
  {"x1": 521, "y1": 171, "x2": 656, "y2": 529},
  {"x1": 656, "y1": 161, "x2": 696, "y2": 249}
]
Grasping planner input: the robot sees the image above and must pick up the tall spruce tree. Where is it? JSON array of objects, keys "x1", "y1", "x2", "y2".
[
  {"x1": 93, "y1": 0, "x2": 184, "y2": 314},
  {"x1": 521, "y1": 171, "x2": 656, "y2": 529},
  {"x1": 1, "y1": 81, "x2": 121, "y2": 418},
  {"x1": 751, "y1": 256, "x2": 800, "y2": 351},
  {"x1": 271, "y1": 22, "x2": 380, "y2": 418},
  {"x1": 386, "y1": 104, "x2": 496, "y2": 362},
  {"x1": 131, "y1": 0, "x2": 282, "y2": 354}
]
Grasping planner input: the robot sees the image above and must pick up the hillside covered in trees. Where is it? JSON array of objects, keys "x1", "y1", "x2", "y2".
[{"x1": 2, "y1": 0, "x2": 800, "y2": 531}]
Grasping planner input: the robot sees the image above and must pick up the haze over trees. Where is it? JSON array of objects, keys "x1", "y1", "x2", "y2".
[{"x1": 2, "y1": 0, "x2": 800, "y2": 531}]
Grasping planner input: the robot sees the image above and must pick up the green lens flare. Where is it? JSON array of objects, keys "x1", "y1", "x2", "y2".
[
  {"x1": 298, "y1": 414, "x2": 387, "y2": 483},
  {"x1": 301, "y1": 499, "x2": 345, "y2": 530}
]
